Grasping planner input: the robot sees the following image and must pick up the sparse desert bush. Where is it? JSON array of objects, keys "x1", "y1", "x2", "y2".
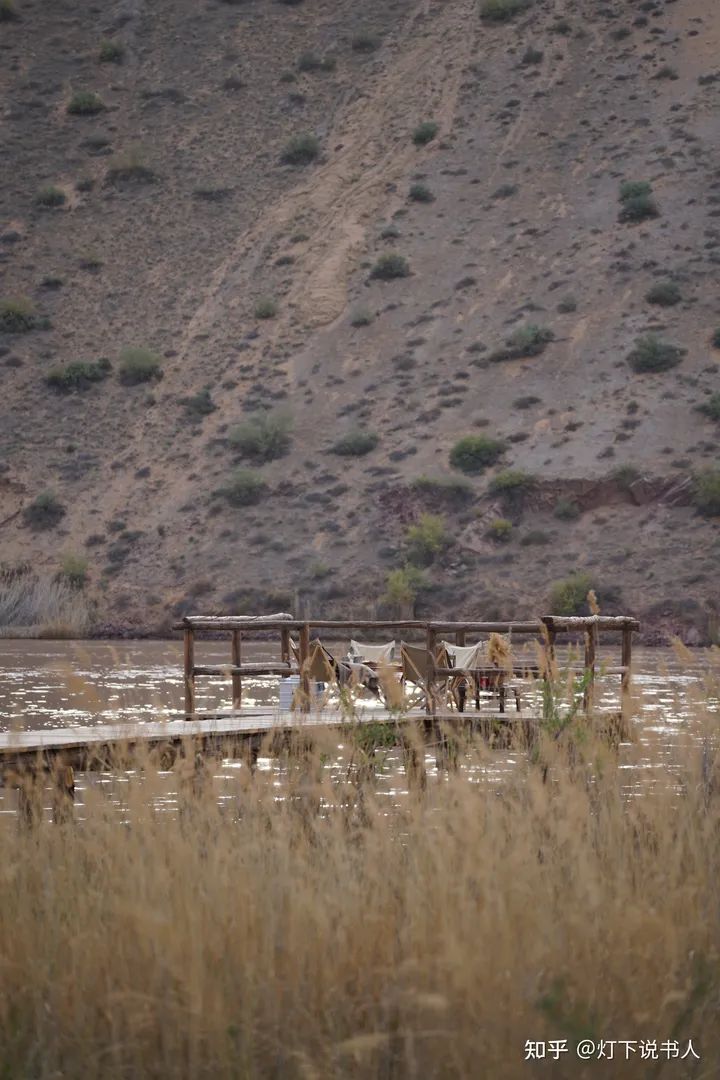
[
  {"x1": 370, "y1": 253, "x2": 410, "y2": 280},
  {"x1": 492, "y1": 183, "x2": 517, "y2": 199},
  {"x1": 229, "y1": 411, "x2": 292, "y2": 463},
  {"x1": 612, "y1": 465, "x2": 640, "y2": 490},
  {"x1": 0, "y1": 297, "x2": 37, "y2": 333},
  {"x1": 0, "y1": 0, "x2": 19, "y2": 22},
  {"x1": 693, "y1": 469, "x2": 720, "y2": 516},
  {"x1": 655, "y1": 64, "x2": 678, "y2": 80},
  {"x1": 489, "y1": 324, "x2": 554, "y2": 362},
  {"x1": 513, "y1": 394, "x2": 542, "y2": 409},
  {"x1": 384, "y1": 564, "x2": 425, "y2": 609},
  {"x1": 646, "y1": 280, "x2": 681, "y2": 306},
  {"x1": 297, "y1": 51, "x2": 336, "y2": 73},
  {"x1": 411, "y1": 475, "x2": 473, "y2": 504},
  {"x1": 98, "y1": 40, "x2": 124, "y2": 63},
  {"x1": 549, "y1": 570, "x2": 594, "y2": 615},
  {"x1": 106, "y1": 148, "x2": 156, "y2": 185},
  {"x1": 280, "y1": 133, "x2": 320, "y2": 165},
  {"x1": 36, "y1": 186, "x2": 66, "y2": 208},
  {"x1": 489, "y1": 469, "x2": 534, "y2": 495},
  {"x1": 412, "y1": 121, "x2": 438, "y2": 146},
  {"x1": 554, "y1": 497, "x2": 581, "y2": 521},
  {"x1": 22, "y1": 492, "x2": 66, "y2": 531},
  {"x1": 59, "y1": 554, "x2": 89, "y2": 588},
  {"x1": 520, "y1": 529, "x2": 550, "y2": 545},
  {"x1": 380, "y1": 224, "x2": 400, "y2": 240},
  {"x1": 254, "y1": 297, "x2": 278, "y2": 320},
  {"x1": 697, "y1": 394, "x2": 720, "y2": 422},
  {"x1": 557, "y1": 295, "x2": 577, "y2": 313},
  {"x1": 450, "y1": 435, "x2": 504, "y2": 474},
  {"x1": 409, "y1": 183, "x2": 434, "y2": 203},
  {"x1": 618, "y1": 179, "x2": 660, "y2": 223},
  {"x1": 67, "y1": 91, "x2": 105, "y2": 116},
  {"x1": 117, "y1": 347, "x2": 162, "y2": 386},
  {"x1": 713, "y1": 328, "x2": 720, "y2": 349},
  {"x1": 46, "y1": 358, "x2": 111, "y2": 392},
  {"x1": 351, "y1": 32, "x2": 380, "y2": 53},
  {"x1": 218, "y1": 468, "x2": 267, "y2": 507},
  {"x1": 487, "y1": 517, "x2": 513, "y2": 541},
  {"x1": 330, "y1": 431, "x2": 379, "y2": 457},
  {"x1": 405, "y1": 513, "x2": 447, "y2": 567},
  {"x1": 182, "y1": 388, "x2": 216, "y2": 420},
  {"x1": 480, "y1": 0, "x2": 531, "y2": 23},
  {"x1": 350, "y1": 306, "x2": 373, "y2": 327},
  {"x1": 521, "y1": 45, "x2": 543, "y2": 64},
  {"x1": 626, "y1": 334, "x2": 684, "y2": 373}
]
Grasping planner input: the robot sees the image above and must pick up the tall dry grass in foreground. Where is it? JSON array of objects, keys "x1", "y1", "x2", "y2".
[
  {"x1": 0, "y1": 572, "x2": 90, "y2": 638},
  {"x1": 1, "y1": 713, "x2": 720, "y2": 1079}
]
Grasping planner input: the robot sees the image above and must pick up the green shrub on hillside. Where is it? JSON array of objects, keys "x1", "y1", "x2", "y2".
[
  {"x1": 489, "y1": 324, "x2": 554, "y2": 362},
  {"x1": 106, "y1": 148, "x2": 157, "y2": 185},
  {"x1": 351, "y1": 33, "x2": 380, "y2": 53},
  {"x1": 46, "y1": 358, "x2": 111, "y2": 392},
  {"x1": 297, "y1": 52, "x2": 336, "y2": 73},
  {"x1": 36, "y1": 186, "x2": 66, "y2": 208},
  {"x1": 23, "y1": 492, "x2": 66, "y2": 531},
  {"x1": 0, "y1": 0, "x2": 19, "y2": 22},
  {"x1": 67, "y1": 91, "x2": 105, "y2": 116},
  {"x1": 117, "y1": 347, "x2": 162, "y2": 385},
  {"x1": 254, "y1": 297, "x2": 278, "y2": 319},
  {"x1": 549, "y1": 571, "x2": 594, "y2": 616},
  {"x1": 182, "y1": 388, "x2": 216, "y2": 421},
  {"x1": 330, "y1": 431, "x2": 379, "y2": 457},
  {"x1": 554, "y1": 498, "x2": 581, "y2": 521},
  {"x1": 59, "y1": 554, "x2": 88, "y2": 588},
  {"x1": 645, "y1": 281, "x2": 681, "y2": 307},
  {"x1": 370, "y1": 253, "x2": 410, "y2": 280},
  {"x1": 219, "y1": 469, "x2": 267, "y2": 507},
  {"x1": 0, "y1": 297, "x2": 37, "y2": 333},
  {"x1": 229, "y1": 411, "x2": 293, "y2": 463},
  {"x1": 693, "y1": 470, "x2": 720, "y2": 517},
  {"x1": 405, "y1": 513, "x2": 447, "y2": 567},
  {"x1": 480, "y1": 0, "x2": 532, "y2": 23},
  {"x1": 98, "y1": 40, "x2": 124, "y2": 63},
  {"x1": 384, "y1": 565, "x2": 425, "y2": 609},
  {"x1": 280, "y1": 133, "x2": 320, "y2": 165},
  {"x1": 618, "y1": 180, "x2": 659, "y2": 223},
  {"x1": 409, "y1": 183, "x2": 434, "y2": 203},
  {"x1": 487, "y1": 518, "x2": 513, "y2": 542},
  {"x1": 626, "y1": 335, "x2": 684, "y2": 374},
  {"x1": 411, "y1": 475, "x2": 473, "y2": 504},
  {"x1": 450, "y1": 435, "x2": 504, "y2": 474},
  {"x1": 697, "y1": 394, "x2": 720, "y2": 422},
  {"x1": 412, "y1": 121, "x2": 438, "y2": 146}
]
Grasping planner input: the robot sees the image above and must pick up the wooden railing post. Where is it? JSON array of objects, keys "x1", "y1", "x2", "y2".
[
  {"x1": 184, "y1": 626, "x2": 195, "y2": 718},
  {"x1": 299, "y1": 622, "x2": 310, "y2": 712},
  {"x1": 583, "y1": 619, "x2": 598, "y2": 715},
  {"x1": 231, "y1": 630, "x2": 242, "y2": 710},
  {"x1": 621, "y1": 621, "x2": 633, "y2": 724},
  {"x1": 280, "y1": 626, "x2": 291, "y2": 665},
  {"x1": 425, "y1": 624, "x2": 437, "y2": 719}
]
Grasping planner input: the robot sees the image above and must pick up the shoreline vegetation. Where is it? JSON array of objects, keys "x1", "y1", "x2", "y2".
[{"x1": 1, "y1": 650, "x2": 719, "y2": 1078}]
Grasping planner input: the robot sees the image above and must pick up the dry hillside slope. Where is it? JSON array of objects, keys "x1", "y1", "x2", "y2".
[{"x1": 1, "y1": 0, "x2": 719, "y2": 639}]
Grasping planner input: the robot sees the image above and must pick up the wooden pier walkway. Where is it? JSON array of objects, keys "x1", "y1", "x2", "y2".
[{"x1": 0, "y1": 613, "x2": 639, "y2": 818}]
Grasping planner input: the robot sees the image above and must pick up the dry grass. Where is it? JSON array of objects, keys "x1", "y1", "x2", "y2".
[
  {"x1": 0, "y1": 572, "x2": 90, "y2": 637},
  {"x1": 1, "y1": 660, "x2": 720, "y2": 1078}
]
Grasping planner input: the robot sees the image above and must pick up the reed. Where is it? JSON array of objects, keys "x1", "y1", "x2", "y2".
[
  {"x1": 0, "y1": 663, "x2": 719, "y2": 1078},
  {"x1": 0, "y1": 572, "x2": 90, "y2": 637}
]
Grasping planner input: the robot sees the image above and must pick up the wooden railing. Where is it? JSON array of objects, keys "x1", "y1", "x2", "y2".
[{"x1": 179, "y1": 614, "x2": 639, "y2": 720}]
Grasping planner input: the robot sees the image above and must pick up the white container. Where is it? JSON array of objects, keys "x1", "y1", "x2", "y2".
[{"x1": 279, "y1": 675, "x2": 300, "y2": 710}]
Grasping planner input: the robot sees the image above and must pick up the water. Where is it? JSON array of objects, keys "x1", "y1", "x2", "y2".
[{"x1": 0, "y1": 638, "x2": 718, "y2": 819}]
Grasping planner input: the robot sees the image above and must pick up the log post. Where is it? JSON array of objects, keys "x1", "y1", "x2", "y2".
[
  {"x1": 184, "y1": 626, "x2": 195, "y2": 718},
  {"x1": 583, "y1": 619, "x2": 598, "y2": 715},
  {"x1": 456, "y1": 628, "x2": 466, "y2": 647},
  {"x1": 425, "y1": 625, "x2": 437, "y2": 721},
  {"x1": 231, "y1": 630, "x2": 242, "y2": 710},
  {"x1": 621, "y1": 622, "x2": 633, "y2": 724},
  {"x1": 280, "y1": 626, "x2": 291, "y2": 665},
  {"x1": 299, "y1": 622, "x2": 311, "y2": 712}
]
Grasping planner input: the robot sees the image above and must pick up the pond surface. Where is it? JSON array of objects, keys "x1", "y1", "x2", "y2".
[{"x1": 0, "y1": 638, "x2": 718, "y2": 819}]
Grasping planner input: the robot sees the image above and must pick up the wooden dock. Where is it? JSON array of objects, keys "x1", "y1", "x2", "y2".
[{"x1": 0, "y1": 613, "x2": 639, "y2": 819}]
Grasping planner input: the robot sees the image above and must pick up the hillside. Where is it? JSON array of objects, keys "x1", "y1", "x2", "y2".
[{"x1": 1, "y1": 0, "x2": 719, "y2": 641}]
